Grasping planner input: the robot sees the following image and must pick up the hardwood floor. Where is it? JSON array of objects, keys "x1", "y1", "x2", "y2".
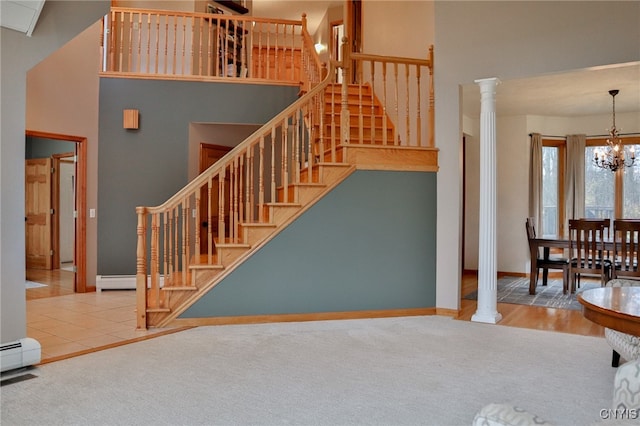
[
  {"x1": 457, "y1": 271, "x2": 604, "y2": 337},
  {"x1": 26, "y1": 267, "x2": 75, "y2": 300}
]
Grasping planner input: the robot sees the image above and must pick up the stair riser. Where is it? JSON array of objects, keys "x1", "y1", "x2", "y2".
[
  {"x1": 266, "y1": 205, "x2": 301, "y2": 226},
  {"x1": 321, "y1": 126, "x2": 394, "y2": 140},
  {"x1": 241, "y1": 225, "x2": 276, "y2": 245},
  {"x1": 326, "y1": 104, "x2": 383, "y2": 115}
]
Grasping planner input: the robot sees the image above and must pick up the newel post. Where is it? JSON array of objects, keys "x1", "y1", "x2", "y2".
[
  {"x1": 136, "y1": 207, "x2": 148, "y2": 330},
  {"x1": 428, "y1": 45, "x2": 435, "y2": 148},
  {"x1": 340, "y1": 36, "x2": 351, "y2": 146}
]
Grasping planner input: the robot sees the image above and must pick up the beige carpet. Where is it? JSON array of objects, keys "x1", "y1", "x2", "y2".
[{"x1": 1, "y1": 316, "x2": 615, "y2": 425}]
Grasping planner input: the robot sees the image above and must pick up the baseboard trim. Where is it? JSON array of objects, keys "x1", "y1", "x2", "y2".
[
  {"x1": 435, "y1": 308, "x2": 460, "y2": 317},
  {"x1": 169, "y1": 307, "x2": 438, "y2": 327}
]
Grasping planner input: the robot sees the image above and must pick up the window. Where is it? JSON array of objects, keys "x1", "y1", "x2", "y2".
[
  {"x1": 584, "y1": 146, "x2": 615, "y2": 219},
  {"x1": 623, "y1": 144, "x2": 640, "y2": 218},
  {"x1": 541, "y1": 139, "x2": 565, "y2": 236},
  {"x1": 585, "y1": 138, "x2": 640, "y2": 219},
  {"x1": 539, "y1": 137, "x2": 639, "y2": 237}
]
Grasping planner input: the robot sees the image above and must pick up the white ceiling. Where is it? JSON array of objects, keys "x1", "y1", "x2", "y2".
[
  {"x1": 0, "y1": 0, "x2": 46, "y2": 36},
  {"x1": 252, "y1": 0, "x2": 342, "y2": 34},
  {"x1": 462, "y1": 62, "x2": 640, "y2": 118}
]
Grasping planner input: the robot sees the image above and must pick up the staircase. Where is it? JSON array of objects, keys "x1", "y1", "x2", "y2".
[
  {"x1": 137, "y1": 79, "x2": 406, "y2": 328},
  {"x1": 134, "y1": 40, "x2": 436, "y2": 329}
]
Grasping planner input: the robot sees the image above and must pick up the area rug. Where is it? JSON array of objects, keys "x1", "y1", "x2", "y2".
[
  {"x1": 25, "y1": 280, "x2": 47, "y2": 289},
  {"x1": 464, "y1": 276, "x2": 600, "y2": 310}
]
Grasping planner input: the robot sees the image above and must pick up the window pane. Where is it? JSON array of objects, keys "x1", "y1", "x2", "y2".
[
  {"x1": 584, "y1": 147, "x2": 615, "y2": 219},
  {"x1": 542, "y1": 146, "x2": 558, "y2": 235},
  {"x1": 623, "y1": 144, "x2": 640, "y2": 218}
]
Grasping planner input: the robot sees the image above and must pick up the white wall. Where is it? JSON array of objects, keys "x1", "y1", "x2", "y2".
[
  {"x1": 26, "y1": 21, "x2": 102, "y2": 285},
  {"x1": 464, "y1": 109, "x2": 640, "y2": 275},
  {"x1": 1, "y1": 0, "x2": 109, "y2": 343},
  {"x1": 436, "y1": 1, "x2": 640, "y2": 310}
]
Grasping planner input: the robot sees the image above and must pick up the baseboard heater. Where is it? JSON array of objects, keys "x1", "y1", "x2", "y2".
[
  {"x1": 96, "y1": 275, "x2": 165, "y2": 291},
  {"x1": 1, "y1": 338, "x2": 41, "y2": 373}
]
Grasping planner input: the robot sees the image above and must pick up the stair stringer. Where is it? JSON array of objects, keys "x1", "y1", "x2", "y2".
[{"x1": 152, "y1": 163, "x2": 356, "y2": 328}]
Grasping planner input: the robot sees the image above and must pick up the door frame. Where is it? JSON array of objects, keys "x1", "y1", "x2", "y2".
[
  {"x1": 51, "y1": 152, "x2": 75, "y2": 270},
  {"x1": 26, "y1": 130, "x2": 88, "y2": 293}
]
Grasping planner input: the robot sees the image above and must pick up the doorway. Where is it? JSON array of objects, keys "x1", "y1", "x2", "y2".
[
  {"x1": 25, "y1": 130, "x2": 88, "y2": 295},
  {"x1": 199, "y1": 143, "x2": 233, "y2": 253}
]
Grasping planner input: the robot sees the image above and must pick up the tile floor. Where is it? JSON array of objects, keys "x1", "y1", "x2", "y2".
[{"x1": 27, "y1": 290, "x2": 178, "y2": 363}]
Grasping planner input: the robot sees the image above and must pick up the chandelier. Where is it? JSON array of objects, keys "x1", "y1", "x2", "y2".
[{"x1": 593, "y1": 89, "x2": 636, "y2": 172}]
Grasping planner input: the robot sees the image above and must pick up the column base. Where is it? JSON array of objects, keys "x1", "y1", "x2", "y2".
[{"x1": 471, "y1": 310, "x2": 503, "y2": 324}]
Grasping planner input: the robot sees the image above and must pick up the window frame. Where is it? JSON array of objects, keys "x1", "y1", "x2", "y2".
[{"x1": 542, "y1": 138, "x2": 566, "y2": 236}]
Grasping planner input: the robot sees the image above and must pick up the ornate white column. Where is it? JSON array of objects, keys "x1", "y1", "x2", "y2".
[{"x1": 472, "y1": 77, "x2": 502, "y2": 324}]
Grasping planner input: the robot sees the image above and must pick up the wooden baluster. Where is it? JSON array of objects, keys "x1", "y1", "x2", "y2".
[
  {"x1": 163, "y1": 211, "x2": 169, "y2": 282},
  {"x1": 306, "y1": 107, "x2": 313, "y2": 182},
  {"x1": 118, "y1": 11, "x2": 125, "y2": 72},
  {"x1": 108, "y1": 11, "x2": 115, "y2": 72},
  {"x1": 172, "y1": 15, "x2": 178, "y2": 74},
  {"x1": 207, "y1": 177, "x2": 213, "y2": 263},
  {"x1": 238, "y1": 155, "x2": 244, "y2": 228},
  {"x1": 197, "y1": 17, "x2": 203, "y2": 76},
  {"x1": 428, "y1": 45, "x2": 435, "y2": 148},
  {"x1": 233, "y1": 158, "x2": 239, "y2": 242},
  {"x1": 287, "y1": 24, "x2": 293, "y2": 81},
  {"x1": 257, "y1": 22, "x2": 263, "y2": 78},
  {"x1": 393, "y1": 62, "x2": 399, "y2": 145},
  {"x1": 357, "y1": 67, "x2": 363, "y2": 144},
  {"x1": 135, "y1": 207, "x2": 147, "y2": 330},
  {"x1": 218, "y1": 167, "x2": 226, "y2": 244},
  {"x1": 259, "y1": 136, "x2": 265, "y2": 210},
  {"x1": 146, "y1": 13, "x2": 151, "y2": 73},
  {"x1": 405, "y1": 64, "x2": 410, "y2": 146},
  {"x1": 194, "y1": 187, "x2": 201, "y2": 263},
  {"x1": 173, "y1": 207, "x2": 178, "y2": 276},
  {"x1": 154, "y1": 14, "x2": 160, "y2": 74},
  {"x1": 206, "y1": 17, "x2": 212, "y2": 76},
  {"x1": 181, "y1": 15, "x2": 187, "y2": 75},
  {"x1": 136, "y1": 13, "x2": 142, "y2": 73},
  {"x1": 316, "y1": 94, "x2": 323, "y2": 166},
  {"x1": 214, "y1": 17, "x2": 220, "y2": 77},
  {"x1": 246, "y1": 146, "x2": 254, "y2": 222},
  {"x1": 164, "y1": 15, "x2": 169, "y2": 74},
  {"x1": 271, "y1": 126, "x2": 277, "y2": 203},
  {"x1": 151, "y1": 212, "x2": 160, "y2": 304},
  {"x1": 382, "y1": 62, "x2": 388, "y2": 145},
  {"x1": 282, "y1": 118, "x2": 289, "y2": 202},
  {"x1": 274, "y1": 23, "x2": 280, "y2": 79},
  {"x1": 330, "y1": 85, "x2": 337, "y2": 162},
  {"x1": 416, "y1": 64, "x2": 422, "y2": 147},
  {"x1": 370, "y1": 60, "x2": 376, "y2": 144},
  {"x1": 127, "y1": 12, "x2": 134, "y2": 72},
  {"x1": 294, "y1": 109, "x2": 301, "y2": 187},
  {"x1": 182, "y1": 198, "x2": 189, "y2": 285}
]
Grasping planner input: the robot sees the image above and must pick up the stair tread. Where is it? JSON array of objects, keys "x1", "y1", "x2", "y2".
[
  {"x1": 147, "y1": 307, "x2": 171, "y2": 313},
  {"x1": 163, "y1": 286, "x2": 198, "y2": 291}
]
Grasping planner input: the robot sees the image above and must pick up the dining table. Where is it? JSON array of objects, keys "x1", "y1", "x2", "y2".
[
  {"x1": 577, "y1": 286, "x2": 640, "y2": 336},
  {"x1": 528, "y1": 235, "x2": 616, "y2": 295}
]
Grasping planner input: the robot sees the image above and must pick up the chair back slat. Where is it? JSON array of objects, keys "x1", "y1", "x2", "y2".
[
  {"x1": 569, "y1": 218, "x2": 609, "y2": 287},
  {"x1": 613, "y1": 219, "x2": 640, "y2": 280}
]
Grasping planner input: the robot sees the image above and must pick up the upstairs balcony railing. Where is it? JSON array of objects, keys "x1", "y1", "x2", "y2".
[{"x1": 102, "y1": 7, "x2": 321, "y2": 87}]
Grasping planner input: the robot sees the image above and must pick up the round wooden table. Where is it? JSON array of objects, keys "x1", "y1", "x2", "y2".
[{"x1": 577, "y1": 286, "x2": 640, "y2": 336}]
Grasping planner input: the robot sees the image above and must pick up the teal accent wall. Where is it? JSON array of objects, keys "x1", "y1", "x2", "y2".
[
  {"x1": 98, "y1": 78, "x2": 298, "y2": 275},
  {"x1": 182, "y1": 170, "x2": 437, "y2": 317}
]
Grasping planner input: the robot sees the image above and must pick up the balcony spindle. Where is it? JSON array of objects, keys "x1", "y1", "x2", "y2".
[{"x1": 135, "y1": 207, "x2": 147, "y2": 329}]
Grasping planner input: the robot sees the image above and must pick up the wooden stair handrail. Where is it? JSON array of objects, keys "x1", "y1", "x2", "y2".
[{"x1": 139, "y1": 72, "x2": 332, "y2": 216}]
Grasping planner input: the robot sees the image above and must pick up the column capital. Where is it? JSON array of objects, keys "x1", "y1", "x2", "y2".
[{"x1": 474, "y1": 77, "x2": 501, "y2": 87}]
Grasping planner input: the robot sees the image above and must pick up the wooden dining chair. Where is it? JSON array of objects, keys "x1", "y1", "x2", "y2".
[
  {"x1": 568, "y1": 219, "x2": 611, "y2": 292},
  {"x1": 525, "y1": 217, "x2": 570, "y2": 293},
  {"x1": 612, "y1": 219, "x2": 640, "y2": 280}
]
